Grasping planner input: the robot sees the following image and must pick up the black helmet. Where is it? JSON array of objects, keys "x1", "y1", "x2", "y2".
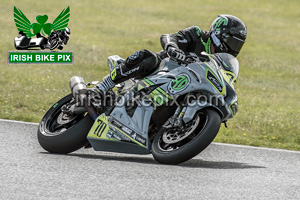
[{"x1": 209, "y1": 15, "x2": 247, "y2": 57}]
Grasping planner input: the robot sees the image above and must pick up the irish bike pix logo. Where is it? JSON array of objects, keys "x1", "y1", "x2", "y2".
[{"x1": 8, "y1": 6, "x2": 73, "y2": 64}]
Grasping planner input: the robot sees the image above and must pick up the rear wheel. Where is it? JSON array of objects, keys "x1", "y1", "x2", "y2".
[
  {"x1": 152, "y1": 108, "x2": 221, "y2": 165},
  {"x1": 37, "y1": 94, "x2": 94, "y2": 154}
]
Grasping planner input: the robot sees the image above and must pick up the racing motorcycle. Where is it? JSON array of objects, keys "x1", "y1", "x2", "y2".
[
  {"x1": 37, "y1": 52, "x2": 239, "y2": 164},
  {"x1": 44, "y1": 27, "x2": 71, "y2": 50}
]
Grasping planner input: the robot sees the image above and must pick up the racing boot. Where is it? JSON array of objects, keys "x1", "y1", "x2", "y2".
[
  {"x1": 90, "y1": 75, "x2": 115, "y2": 109},
  {"x1": 95, "y1": 75, "x2": 116, "y2": 94}
]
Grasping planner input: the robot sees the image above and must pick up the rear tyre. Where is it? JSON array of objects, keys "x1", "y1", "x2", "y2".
[
  {"x1": 37, "y1": 94, "x2": 94, "y2": 154},
  {"x1": 152, "y1": 108, "x2": 221, "y2": 165}
]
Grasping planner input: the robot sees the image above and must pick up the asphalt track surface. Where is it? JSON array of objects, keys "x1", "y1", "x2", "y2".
[{"x1": 0, "y1": 119, "x2": 299, "y2": 200}]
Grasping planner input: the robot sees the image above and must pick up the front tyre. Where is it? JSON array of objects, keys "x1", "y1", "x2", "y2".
[
  {"x1": 37, "y1": 94, "x2": 94, "y2": 154},
  {"x1": 152, "y1": 108, "x2": 221, "y2": 165}
]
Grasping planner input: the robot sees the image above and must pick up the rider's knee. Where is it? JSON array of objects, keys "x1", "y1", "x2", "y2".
[
  {"x1": 125, "y1": 50, "x2": 158, "y2": 67},
  {"x1": 125, "y1": 49, "x2": 159, "y2": 77}
]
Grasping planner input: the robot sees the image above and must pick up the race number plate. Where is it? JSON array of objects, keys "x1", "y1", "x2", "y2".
[{"x1": 87, "y1": 114, "x2": 110, "y2": 139}]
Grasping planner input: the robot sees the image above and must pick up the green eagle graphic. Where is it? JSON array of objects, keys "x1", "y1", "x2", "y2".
[{"x1": 13, "y1": 6, "x2": 70, "y2": 37}]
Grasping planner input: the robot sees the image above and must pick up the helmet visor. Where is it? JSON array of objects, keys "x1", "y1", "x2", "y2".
[{"x1": 223, "y1": 35, "x2": 245, "y2": 56}]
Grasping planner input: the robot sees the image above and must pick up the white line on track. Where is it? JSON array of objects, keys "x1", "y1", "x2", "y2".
[{"x1": 0, "y1": 119, "x2": 39, "y2": 126}]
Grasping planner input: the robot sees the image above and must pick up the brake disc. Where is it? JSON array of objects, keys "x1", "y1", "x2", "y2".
[
  {"x1": 162, "y1": 115, "x2": 200, "y2": 144},
  {"x1": 57, "y1": 112, "x2": 77, "y2": 125}
]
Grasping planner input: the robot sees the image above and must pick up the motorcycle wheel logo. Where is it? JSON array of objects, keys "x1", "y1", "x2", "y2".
[{"x1": 13, "y1": 6, "x2": 71, "y2": 50}]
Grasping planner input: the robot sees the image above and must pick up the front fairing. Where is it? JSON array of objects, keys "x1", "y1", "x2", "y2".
[{"x1": 144, "y1": 57, "x2": 238, "y2": 120}]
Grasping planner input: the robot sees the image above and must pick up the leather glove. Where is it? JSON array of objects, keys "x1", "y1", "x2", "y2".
[{"x1": 167, "y1": 47, "x2": 186, "y2": 61}]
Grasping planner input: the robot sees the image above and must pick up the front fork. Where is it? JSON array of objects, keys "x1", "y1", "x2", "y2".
[{"x1": 163, "y1": 93, "x2": 192, "y2": 129}]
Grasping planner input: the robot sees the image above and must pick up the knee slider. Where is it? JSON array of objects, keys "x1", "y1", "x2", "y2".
[
  {"x1": 125, "y1": 50, "x2": 145, "y2": 68},
  {"x1": 125, "y1": 49, "x2": 158, "y2": 68}
]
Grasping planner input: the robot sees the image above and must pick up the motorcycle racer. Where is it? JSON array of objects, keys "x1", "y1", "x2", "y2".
[
  {"x1": 45, "y1": 27, "x2": 71, "y2": 50},
  {"x1": 94, "y1": 15, "x2": 247, "y2": 96}
]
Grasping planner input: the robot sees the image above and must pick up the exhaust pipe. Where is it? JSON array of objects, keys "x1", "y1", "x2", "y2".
[
  {"x1": 69, "y1": 76, "x2": 87, "y2": 97},
  {"x1": 69, "y1": 76, "x2": 98, "y2": 120}
]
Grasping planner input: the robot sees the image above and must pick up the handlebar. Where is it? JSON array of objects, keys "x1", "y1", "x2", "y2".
[{"x1": 169, "y1": 52, "x2": 210, "y2": 65}]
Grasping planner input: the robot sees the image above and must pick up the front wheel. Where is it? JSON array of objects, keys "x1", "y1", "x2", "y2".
[
  {"x1": 152, "y1": 108, "x2": 221, "y2": 165},
  {"x1": 37, "y1": 94, "x2": 94, "y2": 154}
]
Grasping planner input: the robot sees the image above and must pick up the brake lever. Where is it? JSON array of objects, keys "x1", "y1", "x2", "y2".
[{"x1": 169, "y1": 52, "x2": 198, "y2": 65}]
